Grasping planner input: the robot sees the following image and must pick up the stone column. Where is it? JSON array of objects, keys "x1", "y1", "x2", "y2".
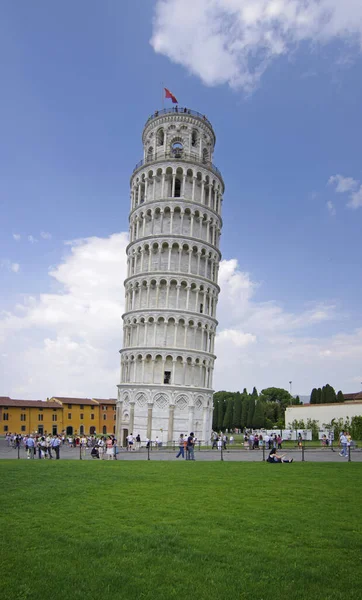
[
  {"x1": 147, "y1": 404, "x2": 153, "y2": 439},
  {"x1": 168, "y1": 404, "x2": 175, "y2": 443},
  {"x1": 188, "y1": 404, "x2": 195, "y2": 434},
  {"x1": 202, "y1": 405, "x2": 208, "y2": 445},
  {"x1": 129, "y1": 401, "x2": 135, "y2": 434},
  {"x1": 116, "y1": 398, "x2": 123, "y2": 445}
]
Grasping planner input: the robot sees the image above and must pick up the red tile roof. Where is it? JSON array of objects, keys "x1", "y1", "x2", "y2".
[
  {"x1": 50, "y1": 397, "x2": 98, "y2": 405},
  {"x1": 92, "y1": 398, "x2": 117, "y2": 405},
  {"x1": 343, "y1": 392, "x2": 362, "y2": 401},
  {"x1": 0, "y1": 398, "x2": 59, "y2": 408}
]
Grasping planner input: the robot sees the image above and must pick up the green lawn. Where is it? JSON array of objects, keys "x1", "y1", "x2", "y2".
[{"x1": 0, "y1": 462, "x2": 361, "y2": 600}]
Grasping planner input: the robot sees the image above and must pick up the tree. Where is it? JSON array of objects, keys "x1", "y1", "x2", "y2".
[
  {"x1": 232, "y1": 393, "x2": 242, "y2": 430},
  {"x1": 337, "y1": 390, "x2": 345, "y2": 403},
  {"x1": 241, "y1": 396, "x2": 249, "y2": 429},
  {"x1": 351, "y1": 416, "x2": 362, "y2": 441},
  {"x1": 310, "y1": 388, "x2": 318, "y2": 404},
  {"x1": 321, "y1": 386, "x2": 327, "y2": 403},
  {"x1": 252, "y1": 400, "x2": 265, "y2": 428},
  {"x1": 317, "y1": 388, "x2": 322, "y2": 403},
  {"x1": 246, "y1": 397, "x2": 255, "y2": 428},
  {"x1": 306, "y1": 418, "x2": 319, "y2": 441},
  {"x1": 223, "y1": 398, "x2": 234, "y2": 430}
]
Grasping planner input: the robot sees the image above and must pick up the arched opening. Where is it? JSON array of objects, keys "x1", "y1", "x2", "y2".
[
  {"x1": 174, "y1": 178, "x2": 181, "y2": 198},
  {"x1": 202, "y1": 148, "x2": 209, "y2": 164},
  {"x1": 157, "y1": 129, "x2": 164, "y2": 146},
  {"x1": 147, "y1": 146, "x2": 153, "y2": 162},
  {"x1": 103, "y1": 426, "x2": 107, "y2": 434},
  {"x1": 66, "y1": 426, "x2": 73, "y2": 436},
  {"x1": 191, "y1": 129, "x2": 198, "y2": 147},
  {"x1": 90, "y1": 426, "x2": 96, "y2": 435},
  {"x1": 80, "y1": 425, "x2": 84, "y2": 435},
  {"x1": 172, "y1": 141, "x2": 183, "y2": 158}
]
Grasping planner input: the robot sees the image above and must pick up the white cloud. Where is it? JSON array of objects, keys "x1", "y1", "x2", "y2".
[
  {"x1": 1, "y1": 260, "x2": 20, "y2": 273},
  {"x1": 0, "y1": 234, "x2": 361, "y2": 398},
  {"x1": 27, "y1": 235, "x2": 38, "y2": 243},
  {"x1": 40, "y1": 231, "x2": 52, "y2": 240},
  {"x1": 348, "y1": 186, "x2": 362, "y2": 209},
  {"x1": 151, "y1": 0, "x2": 362, "y2": 92},
  {"x1": 12, "y1": 234, "x2": 21, "y2": 241},
  {"x1": 326, "y1": 200, "x2": 336, "y2": 216},
  {"x1": 328, "y1": 174, "x2": 358, "y2": 193},
  {"x1": 329, "y1": 174, "x2": 362, "y2": 209}
]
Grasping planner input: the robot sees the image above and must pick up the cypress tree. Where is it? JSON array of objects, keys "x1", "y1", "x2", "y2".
[
  {"x1": 223, "y1": 398, "x2": 234, "y2": 430},
  {"x1": 317, "y1": 387, "x2": 322, "y2": 403},
  {"x1": 247, "y1": 397, "x2": 255, "y2": 428},
  {"x1": 233, "y1": 393, "x2": 242, "y2": 429},
  {"x1": 310, "y1": 388, "x2": 318, "y2": 404},
  {"x1": 337, "y1": 390, "x2": 345, "y2": 403},
  {"x1": 241, "y1": 397, "x2": 249, "y2": 429},
  {"x1": 252, "y1": 400, "x2": 265, "y2": 428}
]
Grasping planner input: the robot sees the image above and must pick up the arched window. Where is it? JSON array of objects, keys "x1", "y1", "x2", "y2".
[
  {"x1": 80, "y1": 425, "x2": 84, "y2": 435},
  {"x1": 103, "y1": 426, "x2": 107, "y2": 434},
  {"x1": 157, "y1": 129, "x2": 164, "y2": 146},
  {"x1": 191, "y1": 130, "x2": 198, "y2": 147},
  {"x1": 172, "y1": 141, "x2": 183, "y2": 158},
  {"x1": 103, "y1": 414, "x2": 107, "y2": 421},
  {"x1": 174, "y1": 178, "x2": 181, "y2": 198},
  {"x1": 202, "y1": 148, "x2": 209, "y2": 164},
  {"x1": 147, "y1": 146, "x2": 153, "y2": 162}
]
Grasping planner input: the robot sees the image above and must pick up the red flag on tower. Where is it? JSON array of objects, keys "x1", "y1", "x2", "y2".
[{"x1": 164, "y1": 87, "x2": 178, "y2": 104}]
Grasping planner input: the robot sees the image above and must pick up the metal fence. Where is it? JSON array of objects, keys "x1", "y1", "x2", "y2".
[{"x1": 3, "y1": 440, "x2": 361, "y2": 462}]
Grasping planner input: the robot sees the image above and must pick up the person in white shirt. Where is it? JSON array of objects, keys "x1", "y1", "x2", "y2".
[
  {"x1": 339, "y1": 432, "x2": 348, "y2": 457},
  {"x1": 97, "y1": 436, "x2": 105, "y2": 459},
  {"x1": 126, "y1": 433, "x2": 134, "y2": 451}
]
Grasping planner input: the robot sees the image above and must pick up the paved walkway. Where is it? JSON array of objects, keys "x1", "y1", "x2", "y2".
[{"x1": 1, "y1": 440, "x2": 361, "y2": 462}]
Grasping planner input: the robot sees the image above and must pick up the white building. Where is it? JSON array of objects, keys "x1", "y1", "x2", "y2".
[
  {"x1": 116, "y1": 107, "x2": 224, "y2": 446},
  {"x1": 285, "y1": 401, "x2": 362, "y2": 428}
]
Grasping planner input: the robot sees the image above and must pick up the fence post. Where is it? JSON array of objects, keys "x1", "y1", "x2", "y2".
[
  {"x1": 114, "y1": 444, "x2": 117, "y2": 460},
  {"x1": 198, "y1": 440, "x2": 201, "y2": 452},
  {"x1": 17, "y1": 444, "x2": 20, "y2": 460},
  {"x1": 302, "y1": 445, "x2": 305, "y2": 462},
  {"x1": 147, "y1": 443, "x2": 150, "y2": 460},
  {"x1": 220, "y1": 444, "x2": 224, "y2": 461},
  {"x1": 80, "y1": 444, "x2": 82, "y2": 460},
  {"x1": 262, "y1": 445, "x2": 265, "y2": 462},
  {"x1": 348, "y1": 445, "x2": 351, "y2": 462}
]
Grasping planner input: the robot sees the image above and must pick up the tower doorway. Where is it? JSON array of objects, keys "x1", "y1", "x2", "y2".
[{"x1": 122, "y1": 429, "x2": 129, "y2": 447}]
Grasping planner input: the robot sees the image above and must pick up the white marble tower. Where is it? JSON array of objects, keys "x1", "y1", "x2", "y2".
[{"x1": 116, "y1": 107, "x2": 224, "y2": 445}]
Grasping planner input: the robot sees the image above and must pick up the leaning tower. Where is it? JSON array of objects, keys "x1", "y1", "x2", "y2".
[{"x1": 116, "y1": 107, "x2": 224, "y2": 446}]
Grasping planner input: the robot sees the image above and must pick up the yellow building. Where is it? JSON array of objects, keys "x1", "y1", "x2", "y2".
[
  {"x1": 0, "y1": 396, "x2": 62, "y2": 435},
  {"x1": 49, "y1": 397, "x2": 117, "y2": 436},
  {"x1": 0, "y1": 396, "x2": 117, "y2": 437}
]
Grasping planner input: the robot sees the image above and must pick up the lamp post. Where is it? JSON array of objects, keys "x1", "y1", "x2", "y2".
[{"x1": 289, "y1": 381, "x2": 292, "y2": 396}]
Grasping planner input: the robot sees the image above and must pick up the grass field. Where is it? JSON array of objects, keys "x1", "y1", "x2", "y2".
[{"x1": 0, "y1": 461, "x2": 361, "y2": 600}]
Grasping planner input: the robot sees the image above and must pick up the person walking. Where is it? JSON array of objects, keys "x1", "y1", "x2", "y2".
[
  {"x1": 52, "y1": 435, "x2": 61, "y2": 459},
  {"x1": 339, "y1": 431, "x2": 348, "y2": 457},
  {"x1": 98, "y1": 436, "x2": 105, "y2": 459},
  {"x1": 187, "y1": 433, "x2": 195, "y2": 461},
  {"x1": 176, "y1": 434, "x2": 185, "y2": 458},
  {"x1": 26, "y1": 435, "x2": 35, "y2": 459},
  {"x1": 106, "y1": 436, "x2": 114, "y2": 460}
]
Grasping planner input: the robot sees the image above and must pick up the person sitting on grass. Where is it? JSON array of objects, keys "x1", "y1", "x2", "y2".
[{"x1": 267, "y1": 448, "x2": 293, "y2": 463}]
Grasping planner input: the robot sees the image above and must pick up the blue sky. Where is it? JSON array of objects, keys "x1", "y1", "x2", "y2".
[{"x1": 1, "y1": 0, "x2": 362, "y2": 399}]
